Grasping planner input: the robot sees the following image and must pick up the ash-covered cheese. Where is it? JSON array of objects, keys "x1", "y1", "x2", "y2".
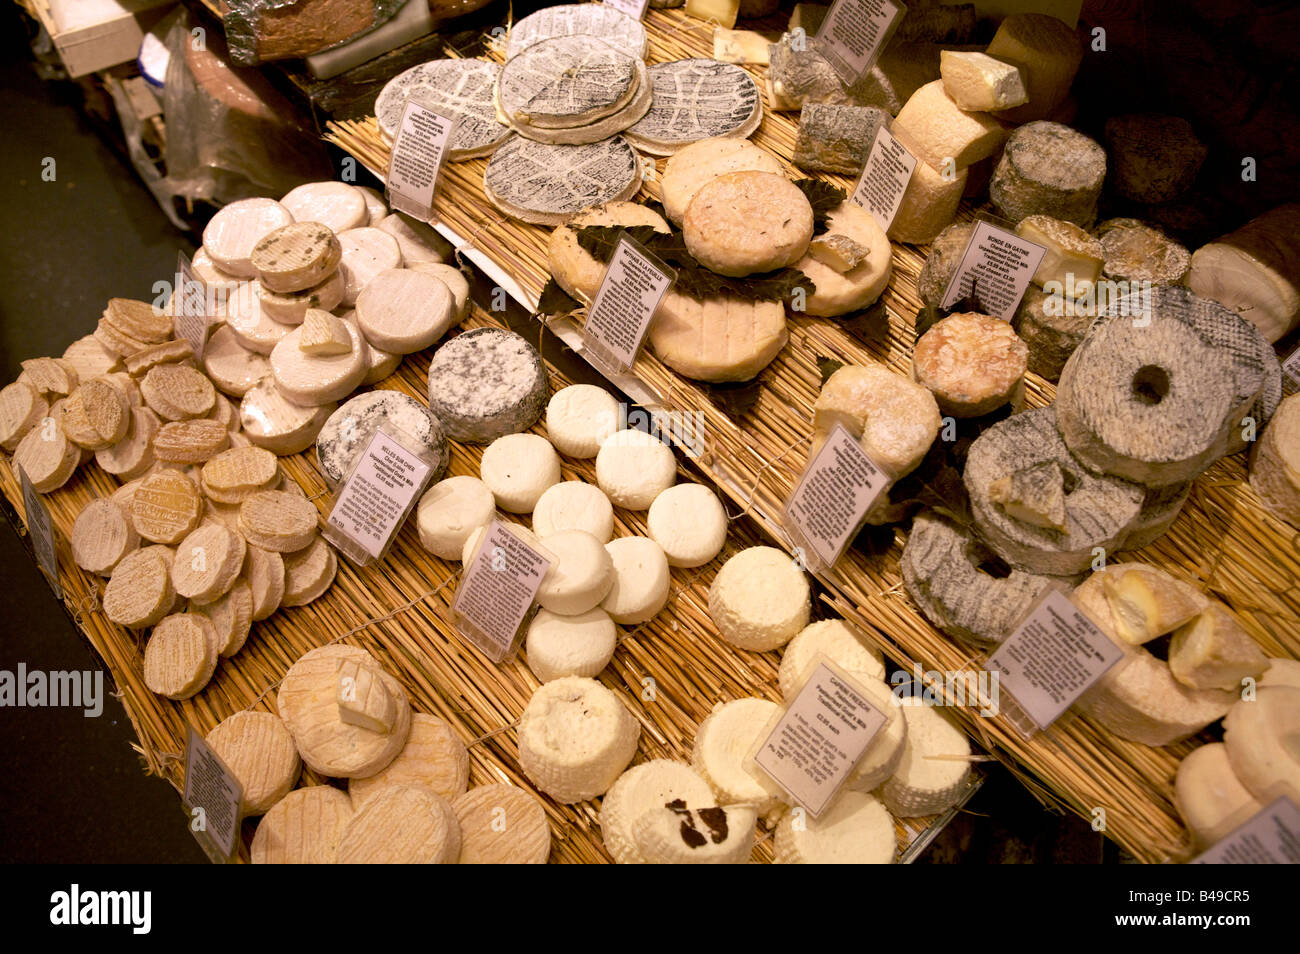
[
  {"x1": 506, "y1": 4, "x2": 647, "y2": 60},
  {"x1": 794, "y1": 103, "x2": 889, "y2": 175},
  {"x1": 375, "y1": 59, "x2": 510, "y2": 159},
  {"x1": 1103, "y1": 114, "x2": 1207, "y2": 205},
  {"x1": 626, "y1": 58, "x2": 762, "y2": 156},
  {"x1": 316, "y1": 390, "x2": 448, "y2": 488},
  {"x1": 425, "y1": 328, "x2": 547, "y2": 443},
  {"x1": 484, "y1": 137, "x2": 642, "y2": 227},
  {"x1": 497, "y1": 36, "x2": 639, "y2": 129},
  {"x1": 989, "y1": 121, "x2": 1106, "y2": 228},
  {"x1": 1010, "y1": 285, "x2": 1091, "y2": 382}
]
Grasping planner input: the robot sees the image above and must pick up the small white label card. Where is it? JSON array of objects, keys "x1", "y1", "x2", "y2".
[
  {"x1": 18, "y1": 463, "x2": 60, "y2": 599},
  {"x1": 940, "y1": 218, "x2": 1047, "y2": 320},
  {"x1": 1193, "y1": 797, "x2": 1300, "y2": 864},
  {"x1": 173, "y1": 251, "x2": 210, "y2": 359},
  {"x1": 851, "y1": 125, "x2": 918, "y2": 231},
  {"x1": 985, "y1": 589, "x2": 1126, "y2": 734},
  {"x1": 386, "y1": 98, "x2": 455, "y2": 221},
  {"x1": 183, "y1": 727, "x2": 243, "y2": 864},
  {"x1": 325, "y1": 429, "x2": 435, "y2": 565},
  {"x1": 452, "y1": 520, "x2": 553, "y2": 663},
  {"x1": 783, "y1": 423, "x2": 890, "y2": 573},
  {"x1": 603, "y1": 0, "x2": 649, "y2": 19},
  {"x1": 815, "y1": 0, "x2": 907, "y2": 86},
  {"x1": 583, "y1": 233, "x2": 675, "y2": 374},
  {"x1": 752, "y1": 661, "x2": 889, "y2": 817}
]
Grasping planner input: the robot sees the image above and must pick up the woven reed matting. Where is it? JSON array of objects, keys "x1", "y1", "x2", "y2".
[
  {"x1": 324, "y1": 5, "x2": 1300, "y2": 863},
  {"x1": 0, "y1": 301, "x2": 970, "y2": 863}
]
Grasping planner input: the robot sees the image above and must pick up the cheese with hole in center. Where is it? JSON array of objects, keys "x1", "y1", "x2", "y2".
[
  {"x1": 525, "y1": 607, "x2": 617, "y2": 683},
  {"x1": 205, "y1": 711, "x2": 301, "y2": 815},
  {"x1": 894, "y1": 80, "x2": 1008, "y2": 169},
  {"x1": 911, "y1": 312, "x2": 1027, "y2": 418},
  {"x1": 518, "y1": 676, "x2": 640, "y2": 803},
  {"x1": 416, "y1": 476, "x2": 495, "y2": 560},
  {"x1": 252, "y1": 785, "x2": 353, "y2": 864},
  {"x1": 143, "y1": 613, "x2": 217, "y2": 700},
  {"x1": 1169, "y1": 604, "x2": 1270, "y2": 692},
  {"x1": 71, "y1": 499, "x2": 138, "y2": 577},
  {"x1": 990, "y1": 121, "x2": 1105, "y2": 228},
  {"x1": 649, "y1": 291, "x2": 788, "y2": 383},
  {"x1": 336, "y1": 785, "x2": 460, "y2": 863},
  {"x1": 203, "y1": 198, "x2": 295, "y2": 278},
  {"x1": 1223, "y1": 686, "x2": 1300, "y2": 806},
  {"x1": 532, "y1": 481, "x2": 615, "y2": 543},
  {"x1": 1174, "y1": 743, "x2": 1264, "y2": 849},
  {"x1": 661, "y1": 137, "x2": 784, "y2": 227},
  {"x1": 813, "y1": 364, "x2": 941, "y2": 482},
  {"x1": 453, "y1": 785, "x2": 551, "y2": 864},
  {"x1": 709, "y1": 546, "x2": 809, "y2": 652},
  {"x1": 984, "y1": 13, "x2": 1083, "y2": 124},
  {"x1": 601, "y1": 536, "x2": 670, "y2": 625},
  {"x1": 350, "y1": 713, "x2": 470, "y2": 807}
]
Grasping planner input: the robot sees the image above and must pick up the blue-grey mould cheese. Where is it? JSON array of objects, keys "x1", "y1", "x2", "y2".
[
  {"x1": 425, "y1": 328, "x2": 547, "y2": 443},
  {"x1": 627, "y1": 59, "x2": 762, "y2": 156},
  {"x1": 793, "y1": 103, "x2": 889, "y2": 176},
  {"x1": 316, "y1": 390, "x2": 448, "y2": 488}
]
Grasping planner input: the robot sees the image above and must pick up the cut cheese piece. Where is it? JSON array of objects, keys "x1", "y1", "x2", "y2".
[
  {"x1": 277, "y1": 645, "x2": 411, "y2": 779},
  {"x1": 778, "y1": 619, "x2": 885, "y2": 699},
  {"x1": 374, "y1": 59, "x2": 509, "y2": 159},
  {"x1": 532, "y1": 481, "x2": 615, "y2": 543},
  {"x1": 239, "y1": 377, "x2": 334, "y2": 456},
  {"x1": 316, "y1": 390, "x2": 447, "y2": 489},
  {"x1": 660, "y1": 137, "x2": 783, "y2": 226},
  {"x1": 813, "y1": 364, "x2": 941, "y2": 482},
  {"x1": 103, "y1": 545, "x2": 176, "y2": 629},
  {"x1": 335, "y1": 785, "x2": 460, "y2": 863},
  {"x1": 939, "y1": 50, "x2": 1027, "y2": 111},
  {"x1": 279, "y1": 182, "x2": 366, "y2": 235},
  {"x1": 685, "y1": 0, "x2": 739, "y2": 28},
  {"x1": 251, "y1": 220, "x2": 342, "y2": 293},
  {"x1": 708, "y1": 546, "x2": 809, "y2": 652},
  {"x1": 792, "y1": 200, "x2": 892, "y2": 317},
  {"x1": 71, "y1": 499, "x2": 138, "y2": 576},
  {"x1": 416, "y1": 476, "x2": 496, "y2": 560},
  {"x1": 627, "y1": 58, "x2": 762, "y2": 155},
  {"x1": 517, "y1": 676, "x2": 640, "y2": 803},
  {"x1": 692, "y1": 698, "x2": 786, "y2": 816},
  {"x1": 646, "y1": 483, "x2": 727, "y2": 568},
  {"x1": 809, "y1": 234, "x2": 870, "y2": 273},
  {"x1": 1075, "y1": 649, "x2": 1234, "y2": 746},
  {"x1": 880, "y1": 701, "x2": 971, "y2": 817},
  {"x1": 1174, "y1": 743, "x2": 1265, "y2": 849},
  {"x1": 1016, "y1": 215, "x2": 1103, "y2": 297},
  {"x1": 122, "y1": 340, "x2": 196, "y2": 379},
  {"x1": 202, "y1": 198, "x2": 295, "y2": 278},
  {"x1": 269, "y1": 318, "x2": 366, "y2": 406},
  {"x1": 1103, "y1": 114, "x2": 1206, "y2": 205},
  {"x1": 894, "y1": 80, "x2": 1008, "y2": 169},
  {"x1": 19, "y1": 357, "x2": 78, "y2": 398},
  {"x1": 912, "y1": 312, "x2": 1027, "y2": 418},
  {"x1": 775, "y1": 790, "x2": 895, "y2": 864},
  {"x1": 252, "y1": 786, "x2": 353, "y2": 864},
  {"x1": 595, "y1": 428, "x2": 677, "y2": 510},
  {"x1": 484, "y1": 136, "x2": 642, "y2": 227},
  {"x1": 888, "y1": 157, "x2": 967, "y2": 245},
  {"x1": 600, "y1": 536, "x2": 671, "y2": 625},
  {"x1": 297, "y1": 310, "x2": 352, "y2": 356},
  {"x1": 793, "y1": 103, "x2": 889, "y2": 176},
  {"x1": 1169, "y1": 604, "x2": 1270, "y2": 692},
  {"x1": 988, "y1": 461, "x2": 1067, "y2": 533},
  {"x1": 1188, "y1": 204, "x2": 1300, "y2": 343},
  {"x1": 205, "y1": 711, "x2": 300, "y2": 815},
  {"x1": 1095, "y1": 218, "x2": 1191, "y2": 287},
  {"x1": 990, "y1": 121, "x2": 1105, "y2": 228},
  {"x1": 648, "y1": 291, "x2": 788, "y2": 383},
  {"x1": 545, "y1": 385, "x2": 622, "y2": 458},
  {"x1": 143, "y1": 613, "x2": 217, "y2": 700},
  {"x1": 452, "y1": 785, "x2": 551, "y2": 864},
  {"x1": 335, "y1": 657, "x2": 398, "y2": 733},
  {"x1": 1250, "y1": 394, "x2": 1300, "y2": 528},
  {"x1": 349, "y1": 713, "x2": 470, "y2": 807},
  {"x1": 336, "y1": 227, "x2": 403, "y2": 307},
  {"x1": 599, "y1": 760, "x2": 716, "y2": 865},
  {"x1": 534, "y1": 530, "x2": 614, "y2": 616},
  {"x1": 426, "y1": 328, "x2": 547, "y2": 443},
  {"x1": 479, "y1": 433, "x2": 562, "y2": 514},
  {"x1": 1099, "y1": 564, "x2": 1209, "y2": 645},
  {"x1": 984, "y1": 13, "x2": 1083, "y2": 124},
  {"x1": 1222, "y1": 687, "x2": 1300, "y2": 806},
  {"x1": 525, "y1": 606, "x2": 618, "y2": 683}
]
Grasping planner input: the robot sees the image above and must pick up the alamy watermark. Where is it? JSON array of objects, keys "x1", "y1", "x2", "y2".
[
  {"x1": 1040, "y1": 275, "x2": 1154, "y2": 325},
  {"x1": 0, "y1": 665, "x2": 102, "y2": 717},
  {"x1": 890, "y1": 663, "x2": 999, "y2": 717},
  {"x1": 618, "y1": 404, "x2": 706, "y2": 459}
]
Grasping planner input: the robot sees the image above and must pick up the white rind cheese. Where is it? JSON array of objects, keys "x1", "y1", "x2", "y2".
[
  {"x1": 532, "y1": 481, "x2": 615, "y2": 543},
  {"x1": 691, "y1": 698, "x2": 787, "y2": 817},
  {"x1": 595, "y1": 428, "x2": 677, "y2": 511},
  {"x1": 879, "y1": 702, "x2": 971, "y2": 817},
  {"x1": 660, "y1": 137, "x2": 784, "y2": 227},
  {"x1": 813, "y1": 363, "x2": 940, "y2": 482},
  {"x1": 1174, "y1": 743, "x2": 1264, "y2": 849},
  {"x1": 708, "y1": 546, "x2": 810, "y2": 652},
  {"x1": 355, "y1": 268, "x2": 456, "y2": 355},
  {"x1": 777, "y1": 619, "x2": 885, "y2": 698},
  {"x1": 202, "y1": 198, "x2": 295, "y2": 279},
  {"x1": 646, "y1": 483, "x2": 727, "y2": 568},
  {"x1": 599, "y1": 760, "x2": 716, "y2": 864},
  {"x1": 479, "y1": 433, "x2": 562, "y2": 514},
  {"x1": 1222, "y1": 686, "x2": 1300, "y2": 807},
  {"x1": 252, "y1": 785, "x2": 353, "y2": 864},
  {"x1": 633, "y1": 803, "x2": 755, "y2": 864},
  {"x1": 774, "y1": 790, "x2": 896, "y2": 864},
  {"x1": 534, "y1": 530, "x2": 615, "y2": 616},
  {"x1": 600, "y1": 536, "x2": 671, "y2": 625},
  {"x1": 316, "y1": 390, "x2": 447, "y2": 488},
  {"x1": 545, "y1": 385, "x2": 622, "y2": 458},
  {"x1": 349, "y1": 713, "x2": 470, "y2": 806},
  {"x1": 1169, "y1": 604, "x2": 1270, "y2": 692},
  {"x1": 205, "y1": 711, "x2": 301, "y2": 815},
  {"x1": 525, "y1": 607, "x2": 618, "y2": 684},
  {"x1": 416, "y1": 475, "x2": 496, "y2": 560}
]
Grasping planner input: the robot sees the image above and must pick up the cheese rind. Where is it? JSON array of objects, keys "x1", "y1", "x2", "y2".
[
  {"x1": 349, "y1": 713, "x2": 470, "y2": 807},
  {"x1": 894, "y1": 80, "x2": 1009, "y2": 169},
  {"x1": 911, "y1": 312, "x2": 1027, "y2": 418},
  {"x1": 1174, "y1": 743, "x2": 1264, "y2": 849},
  {"x1": 692, "y1": 698, "x2": 787, "y2": 816},
  {"x1": 335, "y1": 785, "x2": 460, "y2": 864},
  {"x1": 601, "y1": 536, "x2": 671, "y2": 625},
  {"x1": 1016, "y1": 215, "x2": 1104, "y2": 296},
  {"x1": 534, "y1": 530, "x2": 615, "y2": 616},
  {"x1": 813, "y1": 364, "x2": 941, "y2": 482},
  {"x1": 984, "y1": 13, "x2": 1083, "y2": 124},
  {"x1": 599, "y1": 760, "x2": 716, "y2": 865},
  {"x1": 683, "y1": 172, "x2": 814, "y2": 277},
  {"x1": 143, "y1": 613, "x2": 217, "y2": 700},
  {"x1": 1222, "y1": 687, "x2": 1300, "y2": 806},
  {"x1": 452, "y1": 785, "x2": 551, "y2": 864},
  {"x1": 252, "y1": 786, "x2": 353, "y2": 864},
  {"x1": 879, "y1": 702, "x2": 971, "y2": 817},
  {"x1": 888, "y1": 157, "x2": 967, "y2": 245},
  {"x1": 595, "y1": 429, "x2": 677, "y2": 511},
  {"x1": 525, "y1": 607, "x2": 617, "y2": 683},
  {"x1": 648, "y1": 292, "x2": 788, "y2": 383},
  {"x1": 646, "y1": 483, "x2": 727, "y2": 568},
  {"x1": 425, "y1": 328, "x2": 547, "y2": 443},
  {"x1": 1249, "y1": 393, "x2": 1300, "y2": 528},
  {"x1": 545, "y1": 385, "x2": 622, "y2": 459},
  {"x1": 708, "y1": 546, "x2": 809, "y2": 652},
  {"x1": 1169, "y1": 604, "x2": 1270, "y2": 692},
  {"x1": 627, "y1": 58, "x2": 762, "y2": 155},
  {"x1": 480, "y1": 433, "x2": 562, "y2": 514},
  {"x1": 251, "y1": 221, "x2": 343, "y2": 293},
  {"x1": 205, "y1": 711, "x2": 301, "y2": 815},
  {"x1": 532, "y1": 481, "x2": 615, "y2": 543},
  {"x1": 416, "y1": 475, "x2": 496, "y2": 560},
  {"x1": 661, "y1": 137, "x2": 783, "y2": 227},
  {"x1": 793, "y1": 201, "x2": 892, "y2": 317},
  {"x1": 548, "y1": 202, "x2": 671, "y2": 303},
  {"x1": 484, "y1": 137, "x2": 643, "y2": 227},
  {"x1": 989, "y1": 121, "x2": 1105, "y2": 228},
  {"x1": 1103, "y1": 114, "x2": 1207, "y2": 205},
  {"x1": 793, "y1": 104, "x2": 889, "y2": 175},
  {"x1": 777, "y1": 619, "x2": 885, "y2": 699},
  {"x1": 775, "y1": 790, "x2": 895, "y2": 864},
  {"x1": 202, "y1": 198, "x2": 295, "y2": 279}
]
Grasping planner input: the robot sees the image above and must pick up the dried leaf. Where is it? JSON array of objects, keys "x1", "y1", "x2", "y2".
[
  {"x1": 839, "y1": 299, "x2": 890, "y2": 350},
  {"x1": 707, "y1": 378, "x2": 763, "y2": 417},
  {"x1": 915, "y1": 304, "x2": 943, "y2": 338},
  {"x1": 536, "y1": 278, "x2": 580, "y2": 317},
  {"x1": 794, "y1": 178, "x2": 847, "y2": 232},
  {"x1": 850, "y1": 522, "x2": 897, "y2": 558},
  {"x1": 816, "y1": 355, "x2": 844, "y2": 385}
]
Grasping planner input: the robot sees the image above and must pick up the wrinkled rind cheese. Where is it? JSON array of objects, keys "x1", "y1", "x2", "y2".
[
  {"x1": 683, "y1": 172, "x2": 814, "y2": 277},
  {"x1": 990, "y1": 121, "x2": 1105, "y2": 228},
  {"x1": 1249, "y1": 393, "x2": 1300, "y2": 528},
  {"x1": 794, "y1": 201, "x2": 892, "y2": 317},
  {"x1": 911, "y1": 311, "x2": 1027, "y2": 418},
  {"x1": 813, "y1": 364, "x2": 940, "y2": 481},
  {"x1": 888, "y1": 158, "x2": 967, "y2": 245},
  {"x1": 793, "y1": 104, "x2": 889, "y2": 176},
  {"x1": 809, "y1": 234, "x2": 870, "y2": 273},
  {"x1": 1095, "y1": 218, "x2": 1191, "y2": 287},
  {"x1": 1103, "y1": 114, "x2": 1207, "y2": 205}
]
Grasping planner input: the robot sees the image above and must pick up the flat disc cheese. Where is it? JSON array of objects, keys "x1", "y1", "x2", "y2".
[
  {"x1": 595, "y1": 428, "x2": 677, "y2": 510},
  {"x1": 692, "y1": 698, "x2": 786, "y2": 815},
  {"x1": 545, "y1": 384, "x2": 622, "y2": 458},
  {"x1": 599, "y1": 759, "x2": 716, "y2": 864},
  {"x1": 548, "y1": 201, "x2": 671, "y2": 303},
  {"x1": 484, "y1": 136, "x2": 642, "y2": 227},
  {"x1": 257, "y1": 271, "x2": 346, "y2": 325},
  {"x1": 791, "y1": 200, "x2": 892, "y2": 317},
  {"x1": 627, "y1": 58, "x2": 762, "y2": 156},
  {"x1": 376, "y1": 59, "x2": 510, "y2": 159},
  {"x1": 239, "y1": 490, "x2": 318, "y2": 552},
  {"x1": 661, "y1": 137, "x2": 784, "y2": 226},
  {"x1": 336, "y1": 785, "x2": 460, "y2": 863},
  {"x1": 601, "y1": 536, "x2": 671, "y2": 625},
  {"x1": 202, "y1": 325, "x2": 271, "y2": 399},
  {"x1": 355, "y1": 268, "x2": 455, "y2": 354},
  {"x1": 131, "y1": 468, "x2": 203, "y2": 544},
  {"x1": 152, "y1": 418, "x2": 230, "y2": 465},
  {"x1": 405, "y1": 262, "x2": 468, "y2": 320},
  {"x1": 498, "y1": 36, "x2": 639, "y2": 129},
  {"x1": 61, "y1": 335, "x2": 123, "y2": 383},
  {"x1": 190, "y1": 578, "x2": 254, "y2": 656},
  {"x1": 416, "y1": 475, "x2": 496, "y2": 560},
  {"x1": 349, "y1": 713, "x2": 470, "y2": 807},
  {"x1": 532, "y1": 481, "x2": 615, "y2": 542},
  {"x1": 646, "y1": 482, "x2": 727, "y2": 567},
  {"x1": 140, "y1": 364, "x2": 215, "y2": 422},
  {"x1": 525, "y1": 607, "x2": 617, "y2": 683},
  {"x1": 71, "y1": 499, "x2": 138, "y2": 576},
  {"x1": 205, "y1": 711, "x2": 301, "y2": 815},
  {"x1": 480, "y1": 433, "x2": 562, "y2": 514},
  {"x1": 278, "y1": 182, "x2": 367, "y2": 235},
  {"x1": 336, "y1": 227, "x2": 403, "y2": 307},
  {"x1": 535, "y1": 529, "x2": 615, "y2": 616},
  {"x1": 426, "y1": 328, "x2": 547, "y2": 443},
  {"x1": 252, "y1": 785, "x2": 353, "y2": 864},
  {"x1": 708, "y1": 546, "x2": 810, "y2": 652},
  {"x1": 103, "y1": 545, "x2": 176, "y2": 628},
  {"x1": 251, "y1": 220, "x2": 343, "y2": 293},
  {"x1": 0, "y1": 381, "x2": 48, "y2": 452},
  {"x1": 202, "y1": 198, "x2": 295, "y2": 278},
  {"x1": 277, "y1": 645, "x2": 412, "y2": 779},
  {"x1": 281, "y1": 535, "x2": 337, "y2": 607},
  {"x1": 269, "y1": 319, "x2": 367, "y2": 406},
  {"x1": 224, "y1": 282, "x2": 294, "y2": 356},
  {"x1": 20, "y1": 357, "x2": 79, "y2": 397},
  {"x1": 1096, "y1": 218, "x2": 1191, "y2": 287},
  {"x1": 813, "y1": 364, "x2": 941, "y2": 482},
  {"x1": 683, "y1": 172, "x2": 813, "y2": 277},
  {"x1": 317, "y1": 390, "x2": 447, "y2": 488},
  {"x1": 506, "y1": 4, "x2": 647, "y2": 59},
  {"x1": 452, "y1": 785, "x2": 551, "y2": 864},
  {"x1": 242, "y1": 544, "x2": 285, "y2": 621},
  {"x1": 171, "y1": 521, "x2": 246, "y2": 602},
  {"x1": 143, "y1": 613, "x2": 217, "y2": 700},
  {"x1": 649, "y1": 291, "x2": 788, "y2": 384},
  {"x1": 13, "y1": 408, "x2": 79, "y2": 493},
  {"x1": 239, "y1": 377, "x2": 335, "y2": 456}
]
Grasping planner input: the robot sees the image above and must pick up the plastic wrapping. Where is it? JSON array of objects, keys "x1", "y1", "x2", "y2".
[
  {"x1": 223, "y1": 0, "x2": 410, "y2": 65},
  {"x1": 158, "y1": 9, "x2": 330, "y2": 207}
]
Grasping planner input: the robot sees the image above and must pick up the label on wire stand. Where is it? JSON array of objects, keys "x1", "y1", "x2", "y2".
[
  {"x1": 386, "y1": 98, "x2": 455, "y2": 222},
  {"x1": 1193, "y1": 797, "x2": 1300, "y2": 864},
  {"x1": 582, "y1": 233, "x2": 674, "y2": 375},
  {"x1": 851, "y1": 125, "x2": 917, "y2": 231},
  {"x1": 18, "y1": 463, "x2": 60, "y2": 600},
  {"x1": 940, "y1": 219, "x2": 1046, "y2": 320},
  {"x1": 183, "y1": 727, "x2": 242, "y2": 864},
  {"x1": 815, "y1": 0, "x2": 907, "y2": 87},
  {"x1": 173, "y1": 251, "x2": 210, "y2": 359},
  {"x1": 324, "y1": 427, "x2": 436, "y2": 566},
  {"x1": 451, "y1": 521, "x2": 553, "y2": 663}
]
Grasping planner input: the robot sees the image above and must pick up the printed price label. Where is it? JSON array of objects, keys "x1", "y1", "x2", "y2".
[
  {"x1": 173, "y1": 251, "x2": 209, "y2": 359},
  {"x1": 583, "y1": 233, "x2": 675, "y2": 374},
  {"x1": 452, "y1": 521, "x2": 553, "y2": 663},
  {"x1": 183, "y1": 727, "x2": 242, "y2": 864},
  {"x1": 783, "y1": 423, "x2": 890, "y2": 572},
  {"x1": 386, "y1": 99, "x2": 455, "y2": 222},
  {"x1": 940, "y1": 219, "x2": 1047, "y2": 320},
  {"x1": 1193, "y1": 797, "x2": 1300, "y2": 864},
  {"x1": 815, "y1": 0, "x2": 907, "y2": 86},
  {"x1": 985, "y1": 589, "x2": 1125, "y2": 733},
  {"x1": 603, "y1": 0, "x2": 649, "y2": 19},
  {"x1": 325, "y1": 430, "x2": 434, "y2": 563},
  {"x1": 752, "y1": 661, "x2": 889, "y2": 817},
  {"x1": 17, "y1": 464, "x2": 61, "y2": 599},
  {"x1": 851, "y1": 125, "x2": 917, "y2": 231}
]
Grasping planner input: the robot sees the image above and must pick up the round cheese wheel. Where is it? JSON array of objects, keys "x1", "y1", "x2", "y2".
[
  {"x1": 257, "y1": 270, "x2": 345, "y2": 325},
  {"x1": 280, "y1": 535, "x2": 337, "y2": 607},
  {"x1": 517, "y1": 676, "x2": 639, "y2": 803},
  {"x1": 547, "y1": 204, "x2": 670, "y2": 303},
  {"x1": 205, "y1": 711, "x2": 301, "y2": 815},
  {"x1": 269, "y1": 320, "x2": 367, "y2": 407},
  {"x1": 336, "y1": 227, "x2": 403, "y2": 307},
  {"x1": 452, "y1": 785, "x2": 551, "y2": 864},
  {"x1": 600, "y1": 536, "x2": 670, "y2": 624},
  {"x1": 202, "y1": 325, "x2": 271, "y2": 398},
  {"x1": 224, "y1": 282, "x2": 294, "y2": 356},
  {"x1": 661, "y1": 137, "x2": 783, "y2": 226},
  {"x1": 545, "y1": 384, "x2": 621, "y2": 458},
  {"x1": 171, "y1": 521, "x2": 247, "y2": 602},
  {"x1": 416, "y1": 475, "x2": 496, "y2": 560},
  {"x1": 708, "y1": 546, "x2": 810, "y2": 652},
  {"x1": 595, "y1": 428, "x2": 676, "y2": 510},
  {"x1": 190, "y1": 578, "x2": 254, "y2": 656},
  {"x1": 202, "y1": 198, "x2": 294, "y2": 278},
  {"x1": 239, "y1": 490, "x2": 318, "y2": 552},
  {"x1": 71, "y1": 498, "x2": 138, "y2": 576},
  {"x1": 912, "y1": 312, "x2": 1028, "y2": 418},
  {"x1": 646, "y1": 482, "x2": 727, "y2": 568},
  {"x1": 279, "y1": 182, "x2": 367, "y2": 234},
  {"x1": 336, "y1": 785, "x2": 461, "y2": 863},
  {"x1": 535, "y1": 529, "x2": 615, "y2": 615},
  {"x1": 143, "y1": 613, "x2": 217, "y2": 700},
  {"x1": 480, "y1": 433, "x2": 562, "y2": 513},
  {"x1": 349, "y1": 713, "x2": 470, "y2": 807},
  {"x1": 251, "y1": 220, "x2": 343, "y2": 293},
  {"x1": 525, "y1": 606, "x2": 617, "y2": 683},
  {"x1": 239, "y1": 378, "x2": 335, "y2": 456},
  {"x1": 683, "y1": 172, "x2": 814, "y2": 277},
  {"x1": 426, "y1": 328, "x2": 547, "y2": 443},
  {"x1": 96, "y1": 406, "x2": 161, "y2": 480},
  {"x1": 242, "y1": 544, "x2": 285, "y2": 621},
  {"x1": 531, "y1": 481, "x2": 614, "y2": 542},
  {"x1": 355, "y1": 268, "x2": 455, "y2": 354},
  {"x1": 251, "y1": 785, "x2": 353, "y2": 864}
]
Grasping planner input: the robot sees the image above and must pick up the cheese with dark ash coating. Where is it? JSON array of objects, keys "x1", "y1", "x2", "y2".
[
  {"x1": 425, "y1": 328, "x2": 547, "y2": 443},
  {"x1": 317, "y1": 391, "x2": 448, "y2": 488}
]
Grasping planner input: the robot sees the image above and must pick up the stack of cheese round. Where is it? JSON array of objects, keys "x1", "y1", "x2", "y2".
[{"x1": 375, "y1": 58, "x2": 511, "y2": 158}]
